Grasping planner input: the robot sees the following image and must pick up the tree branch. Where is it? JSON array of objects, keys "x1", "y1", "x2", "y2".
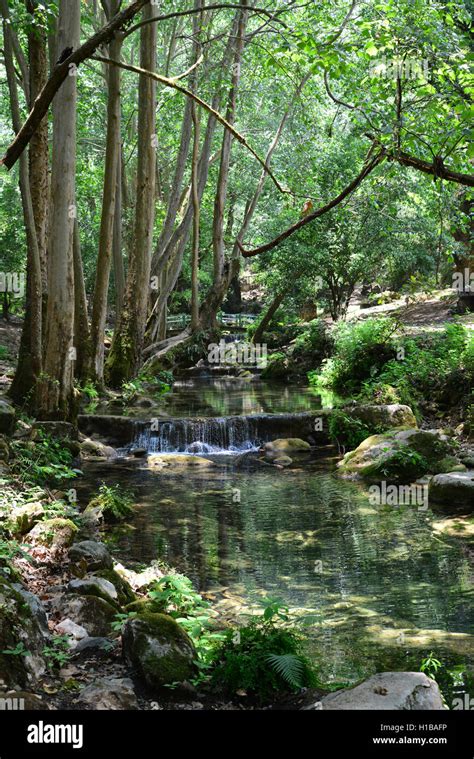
[
  {"x1": 239, "y1": 146, "x2": 385, "y2": 257},
  {"x1": 93, "y1": 54, "x2": 289, "y2": 194},
  {"x1": 123, "y1": 3, "x2": 289, "y2": 38},
  {"x1": 1, "y1": 0, "x2": 150, "y2": 170}
]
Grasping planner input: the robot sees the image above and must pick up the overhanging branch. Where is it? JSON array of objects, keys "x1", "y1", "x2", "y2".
[
  {"x1": 93, "y1": 55, "x2": 289, "y2": 194},
  {"x1": 1, "y1": 0, "x2": 150, "y2": 170},
  {"x1": 239, "y1": 146, "x2": 385, "y2": 257}
]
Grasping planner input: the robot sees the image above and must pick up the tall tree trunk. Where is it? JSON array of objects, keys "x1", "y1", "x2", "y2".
[
  {"x1": 201, "y1": 0, "x2": 248, "y2": 329},
  {"x1": 105, "y1": 3, "x2": 157, "y2": 387},
  {"x1": 2, "y1": 6, "x2": 43, "y2": 406},
  {"x1": 113, "y1": 145, "x2": 125, "y2": 315},
  {"x1": 190, "y1": 0, "x2": 203, "y2": 331},
  {"x1": 73, "y1": 219, "x2": 91, "y2": 381},
  {"x1": 88, "y1": 0, "x2": 122, "y2": 384},
  {"x1": 37, "y1": 0, "x2": 80, "y2": 420},
  {"x1": 146, "y1": 15, "x2": 239, "y2": 345},
  {"x1": 27, "y1": 0, "x2": 49, "y2": 319}
]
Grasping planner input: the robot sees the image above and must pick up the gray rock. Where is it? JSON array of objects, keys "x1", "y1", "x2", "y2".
[
  {"x1": 51, "y1": 594, "x2": 117, "y2": 637},
  {"x1": 80, "y1": 438, "x2": 117, "y2": 459},
  {"x1": 69, "y1": 540, "x2": 113, "y2": 570},
  {"x1": 27, "y1": 518, "x2": 78, "y2": 550},
  {"x1": 0, "y1": 576, "x2": 47, "y2": 688},
  {"x1": 349, "y1": 404, "x2": 417, "y2": 430},
  {"x1": 429, "y1": 471, "x2": 474, "y2": 511},
  {"x1": 76, "y1": 677, "x2": 139, "y2": 710},
  {"x1": 122, "y1": 613, "x2": 197, "y2": 689},
  {"x1": 320, "y1": 672, "x2": 445, "y2": 710},
  {"x1": 73, "y1": 636, "x2": 116, "y2": 659},
  {"x1": 55, "y1": 618, "x2": 88, "y2": 641},
  {"x1": 12, "y1": 586, "x2": 49, "y2": 635},
  {"x1": 67, "y1": 577, "x2": 119, "y2": 606},
  {"x1": 0, "y1": 399, "x2": 15, "y2": 435}
]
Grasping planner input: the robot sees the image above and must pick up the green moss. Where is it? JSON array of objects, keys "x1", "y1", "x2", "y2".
[{"x1": 96, "y1": 569, "x2": 136, "y2": 606}]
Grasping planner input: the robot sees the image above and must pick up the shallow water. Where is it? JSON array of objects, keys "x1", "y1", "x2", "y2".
[
  {"x1": 78, "y1": 453, "x2": 474, "y2": 690},
  {"x1": 99, "y1": 378, "x2": 333, "y2": 418}
]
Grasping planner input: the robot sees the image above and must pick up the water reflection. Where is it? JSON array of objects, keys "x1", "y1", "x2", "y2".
[{"x1": 78, "y1": 458, "x2": 474, "y2": 685}]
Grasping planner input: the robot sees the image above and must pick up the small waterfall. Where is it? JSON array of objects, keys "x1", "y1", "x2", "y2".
[{"x1": 132, "y1": 415, "x2": 261, "y2": 455}]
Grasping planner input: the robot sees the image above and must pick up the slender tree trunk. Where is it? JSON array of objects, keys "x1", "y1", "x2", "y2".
[
  {"x1": 113, "y1": 145, "x2": 125, "y2": 315},
  {"x1": 105, "y1": 3, "x2": 157, "y2": 387},
  {"x1": 2, "y1": 7, "x2": 43, "y2": 406},
  {"x1": 88, "y1": 0, "x2": 122, "y2": 384},
  {"x1": 146, "y1": 15, "x2": 239, "y2": 344},
  {"x1": 202, "y1": 1, "x2": 248, "y2": 329},
  {"x1": 37, "y1": 0, "x2": 80, "y2": 420},
  {"x1": 73, "y1": 219, "x2": 91, "y2": 381},
  {"x1": 252, "y1": 289, "x2": 288, "y2": 345},
  {"x1": 190, "y1": 100, "x2": 201, "y2": 330}
]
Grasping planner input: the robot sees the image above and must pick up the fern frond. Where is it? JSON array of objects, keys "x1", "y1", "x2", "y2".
[{"x1": 266, "y1": 653, "x2": 305, "y2": 689}]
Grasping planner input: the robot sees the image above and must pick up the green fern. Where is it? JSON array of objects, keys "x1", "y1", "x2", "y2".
[{"x1": 266, "y1": 653, "x2": 305, "y2": 689}]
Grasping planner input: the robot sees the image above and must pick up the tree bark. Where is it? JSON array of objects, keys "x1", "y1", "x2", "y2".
[
  {"x1": 88, "y1": 0, "x2": 123, "y2": 384},
  {"x1": 252, "y1": 288, "x2": 288, "y2": 345},
  {"x1": 105, "y1": 3, "x2": 157, "y2": 387},
  {"x1": 73, "y1": 219, "x2": 91, "y2": 381},
  {"x1": 2, "y1": 8, "x2": 43, "y2": 406},
  {"x1": 37, "y1": 0, "x2": 80, "y2": 420}
]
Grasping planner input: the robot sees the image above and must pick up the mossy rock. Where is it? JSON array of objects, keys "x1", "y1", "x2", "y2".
[
  {"x1": 124, "y1": 598, "x2": 163, "y2": 615},
  {"x1": 67, "y1": 577, "x2": 121, "y2": 609},
  {"x1": 0, "y1": 576, "x2": 47, "y2": 688},
  {"x1": 95, "y1": 569, "x2": 136, "y2": 606},
  {"x1": 339, "y1": 428, "x2": 454, "y2": 483},
  {"x1": 122, "y1": 613, "x2": 197, "y2": 688},
  {"x1": 264, "y1": 438, "x2": 311, "y2": 453},
  {"x1": 26, "y1": 518, "x2": 78, "y2": 549}
]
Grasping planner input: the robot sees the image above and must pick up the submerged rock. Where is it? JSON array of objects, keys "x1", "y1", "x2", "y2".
[
  {"x1": 429, "y1": 471, "x2": 474, "y2": 512},
  {"x1": 147, "y1": 453, "x2": 215, "y2": 469},
  {"x1": 80, "y1": 438, "x2": 117, "y2": 459},
  {"x1": 319, "y1": 672, "x2": 445, "y2": 710},
  {"x1": 69, "y1": 540, "x2": 113, "y2": 570},
  {"x1": 264, "y1": 438, "x2": 311, "y2": 454},
  {"x1": 122, "y1": 613, "x2": 197, "y2": 688}
]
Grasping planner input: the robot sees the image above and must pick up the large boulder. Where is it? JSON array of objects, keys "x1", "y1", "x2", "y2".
[
  {"x1": 0, "y1": 399, "x2": 15, "y2": 435},
  {"x1": 27, "y1": 518, "x2": 78, "y2": 550},
  {"x1": 349, "y1": 404, "x2": 417, "y2": 430},
  {"x1": 122, "y1": 613, "x2": 197, "y2": 688},
  {"x1": 339, "y1": 428, "x2": 454, "y2": 483},
  {"x1": 320, "y1": 672, "x2": 445, "y2": 710},
  {"x1": 8, "y1": 501, "x2": 45, "y2": 535},
  {"x1": 0, "y1": 576, "x2": 48, "y2": 689},
  {"x1": 76, "y1": 677, "x2": 139, "y2": 710},
  {"x1": 429, "y1": 471, "x2": 474, "y2": 512},
  {"x1": 69, "y1": 540, "x2": 113, "y2": 570},
  {"x1": 50, "y1": 594, "x2": 117, "y2": 637}
]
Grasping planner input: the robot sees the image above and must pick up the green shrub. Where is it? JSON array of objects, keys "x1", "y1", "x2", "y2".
[
  {"x1": 211, "y1": 600, "x2": 316, "y2": 699},
  {"x1": 87, "y1": 483, "x2": 134, "y2": 522},
  {"x1": 10, "y1": 434, "x2": 80, "y2": 486},
  {"x1": 313, "y1": 317, "x2": 399, "y2": 393},
  {"x1": 328, "y1": 410, "x2": 377, "y2": 449}
]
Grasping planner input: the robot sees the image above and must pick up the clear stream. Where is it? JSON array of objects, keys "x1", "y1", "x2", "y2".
[{"x1": 79, "y1": 379, "x2": 474, "y2": 689}]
